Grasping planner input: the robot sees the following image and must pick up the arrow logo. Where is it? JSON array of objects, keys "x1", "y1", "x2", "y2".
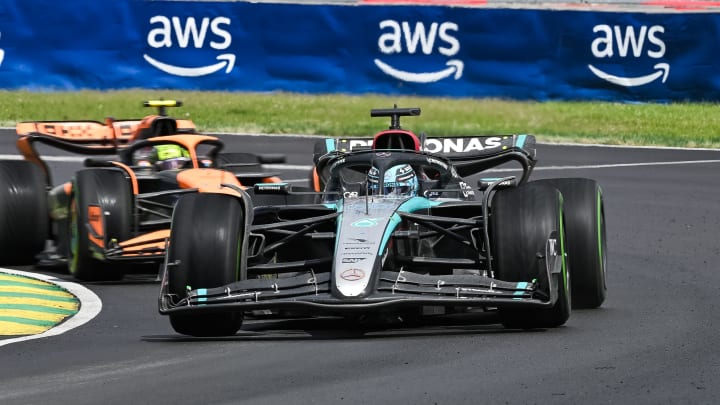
[
  {"x1": 143, "y1": 54, "x2": 236, "y2": 77},
  {"x1": 374, "y1": 59, "x2": 464, "y2": 83},
  {"x1": 588, "y1": 63, "x2": 670, "y2": 87}
]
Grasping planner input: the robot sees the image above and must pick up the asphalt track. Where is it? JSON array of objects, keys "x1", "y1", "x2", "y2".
[{"x1": 0, "y1": 130, "x2": 719, "y2": 404}]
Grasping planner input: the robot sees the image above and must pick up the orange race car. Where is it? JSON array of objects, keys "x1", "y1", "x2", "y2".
[{"x1": 0, "y1": 100, "x2": 285, "y2": 281}]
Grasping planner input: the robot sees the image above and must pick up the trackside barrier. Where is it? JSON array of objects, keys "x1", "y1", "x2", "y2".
[{"x1": 0, "y1": 0, "x2": 719, "y2": 101}]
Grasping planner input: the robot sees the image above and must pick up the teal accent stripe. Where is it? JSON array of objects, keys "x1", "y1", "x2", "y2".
[
  {"x1": 514, "y1": 281, "x2": 528, "y2": 295},
  {"x1": 0, "y1": 280, "x2": 66, "y2": 292},
  {"x1": 0, "y1": 304, "x2": 76, "y2": 315},
  {"x1": 378, "y1": 197, "x2": 443, "y2": 254},
  {"x1": 0, "y1": 292, "x2": 78, "y2": 303},
  {"x1": 325, "y1": 138, "x2": 336, "y2": 152},
  {"x1": 0, "y1": 316, "x2": 56, "y2": 327},
  {"x1": 197, "y1": 288, "x2": 208, "y2": 302},
  {"x1": 379, "y1": 213, "x2": 402, "y2": 254},
  {"x1": 256, "y1": 182, "x2": 288, "y2": 187},
  {"x1": 516, "y1": 134, "x2": 527, "y2": 148},
  {"x1": 397, "y1": 196, "x2": 442, "y2": 213}
]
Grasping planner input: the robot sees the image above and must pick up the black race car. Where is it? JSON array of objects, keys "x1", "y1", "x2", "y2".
[{"x1": 158, "y1": 106, "x2": 607, "y2": 336}]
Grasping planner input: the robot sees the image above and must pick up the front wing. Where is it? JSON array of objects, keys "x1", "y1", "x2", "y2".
[{"x1": 159, "y1": 266, "x2": 560, "y2": 316}]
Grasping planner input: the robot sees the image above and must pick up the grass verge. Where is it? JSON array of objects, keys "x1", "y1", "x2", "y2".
[{"x1": 1, "y1": 89, "x2": 718, "y2": 148}]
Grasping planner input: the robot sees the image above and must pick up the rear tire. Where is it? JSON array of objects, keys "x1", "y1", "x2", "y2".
[
  {"x1": 491, "y1": 182, "x2": 570, "y2": 329},
  {"x1": 534, "y1": 178, "x2": 607, "y2": 309},
  {"x1": 0, "y1": 161, "x2": 49, "y2": 264},
  {"x1": 167, "y1": 193, "x2": 244, "y2": 337},
  {"x1": 68, "y1": 169, "x2": 132, "y2": 281}
]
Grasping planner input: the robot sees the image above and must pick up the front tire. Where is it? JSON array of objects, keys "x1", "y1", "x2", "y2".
[
  {"x1": 534, "y1": 178, "x2": 607, "y2": 309},
  {"x1": 0, "y1": 161, "x2": 49, "y2": 264},
  {"x1": 68, "y1": 169, "x2": 132, "y2": 281},
  {"x1": 491, "y1": 182, "x2": 571, "y2": 329},
  {"x1": 167, "y1": 193, "x2": 244, "y2": 337}
]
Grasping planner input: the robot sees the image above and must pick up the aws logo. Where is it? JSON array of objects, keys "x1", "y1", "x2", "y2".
[
  {"x1": 144, "y1": 16, "x2": 234, "y2": 77},
  {"x1": 375, "y1": 20, "x2": 462, "y2": 83},
  {"x1": 589, "y1": 25, "x2": 669, "y2": 87}
]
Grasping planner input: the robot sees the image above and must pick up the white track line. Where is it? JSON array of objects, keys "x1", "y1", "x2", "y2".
[
  {"x1": 266, "y1": 159, "x2": 720, "y2": 172},
  {"x1": 0, "y1": 154, "x2": 86, "y2": 162},
  {"x1": 0, "y1": 269, "x2": 102, "y2": 347},
  {"x1": 494, "y1": 159, "x2": 720, "y2": 172},
  {"x1": 4, "y1": 156, "x2": 718, "y2": 172}
]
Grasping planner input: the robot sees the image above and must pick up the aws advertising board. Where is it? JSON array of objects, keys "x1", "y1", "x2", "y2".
[{"x1": 0, "y1": 0, "x2": 718, "y2": 101}]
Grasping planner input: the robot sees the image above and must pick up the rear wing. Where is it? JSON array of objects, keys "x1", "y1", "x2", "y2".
[
  {"x1": 15, "y1": 99, "x2": 196, "y2": 149},
  {"x1": 314, "y1": 134, "x2": 537, "y2": 180},
  {"x1": 317, "y1": 135, "x2": 533, "y2": 158},
  {"x1": 16, "y1": 118, "x2": 196, "y2": 147},
  {"x1": 17, "y1": 119, "x2": 135, "y2": 146}
]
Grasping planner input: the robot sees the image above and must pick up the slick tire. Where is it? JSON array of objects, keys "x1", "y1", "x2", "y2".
[
  {"x1": 0, "y1": 161, "x2": 49, "y2": 264},
  {"x1": 167, "y1": 193, "x2": 244, "y2": 337},
  {"x1": 68, "y1": 169, "x2": 132, "y2": 281},
  {"x1": 491, "y1": 182, "x2": 571, "y2": 329},
  {"x1": 534, "y1": 178, "x2": 607, "y2": 309}
]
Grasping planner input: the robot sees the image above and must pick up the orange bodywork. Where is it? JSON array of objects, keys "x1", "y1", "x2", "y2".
[
  {"x1": 15, "y1": 136, "x2": 47, "y2": 178},
  {"x1": 146, "y1": 134, "x2": 219, "y2": 169},
  {"x1": 311, "y1": 167, "x2": 321, "y2": 192},
  {"x1": 16, "y1": 121, "x2": 118, "y2": 143},
  {"x1": 15, "y1": 117, "x2": 198, "y2": 187},
  {"x1": 261, "y1": 176, "x2": 282, "y2": 184},
  {"x1": 87, "y1": 205, "x2": 104, "y2": 249},
  {"x1": 16, "y1": 118, "x2": 196, "y2": 145},
  {"x1": 110, "y1": 168, "x2": 249, "y2": 258},
  {"x1": 110, "y1": 161, "x2": 140, "y2": 195},
  {"x1": 117, "y1": 230, "x2": 171, "y2": 257},
  {"x1": 176, "y1": 168, "x2": 245, "y2": 195}
]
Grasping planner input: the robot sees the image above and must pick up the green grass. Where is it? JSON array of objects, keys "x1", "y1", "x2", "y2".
[{"x1": 1, "y1": 89, "x2": 718, "y2": 148}]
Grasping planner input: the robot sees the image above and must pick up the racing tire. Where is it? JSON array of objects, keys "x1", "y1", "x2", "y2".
[
  {"x1": 0, "y1": 161, "x2": 49, "y2": 264},
  {"x1": 167, "y1": 193, "x2": 244, "y2": 337},
  {"x1": 491, "y1": 182, "x2": 571, "y2": 329},
  {"x1": 68, "y1": 169, "x2": 132, "y2": 281},
  {"x1": 534, "y1": 178, "x2": 607, "y2": 309}
]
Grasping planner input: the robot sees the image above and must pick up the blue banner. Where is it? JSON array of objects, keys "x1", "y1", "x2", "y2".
[{"x1": 0, "y1": 0, "x2": 719, "y2": 101}]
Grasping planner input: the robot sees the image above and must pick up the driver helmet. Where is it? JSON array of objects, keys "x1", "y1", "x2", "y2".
[
  {"x1": 367, "y1": 166, "x2": 381, "y2": 195},
  {"x1": 152, "y1": 144, "x2": 191, "y2": 171},
  {"x1": 368, "y1": 164, "x2": 418, "y2": 197}
]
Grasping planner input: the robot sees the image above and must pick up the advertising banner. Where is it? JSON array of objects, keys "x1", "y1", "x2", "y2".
[{"x1": 0, "y1": 0, "x2": 718, "y2": 101}]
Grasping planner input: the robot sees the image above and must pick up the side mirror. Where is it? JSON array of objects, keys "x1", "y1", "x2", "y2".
[
  {"x1": 254, "y1": 182, "x2": 291, "y2": 194},
  {"x1": 477, "y1": 177, "x2": 517, "y2": 191},
  {"x1": 258, "y1": 154, "x2": 286, "y2": 164}
]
